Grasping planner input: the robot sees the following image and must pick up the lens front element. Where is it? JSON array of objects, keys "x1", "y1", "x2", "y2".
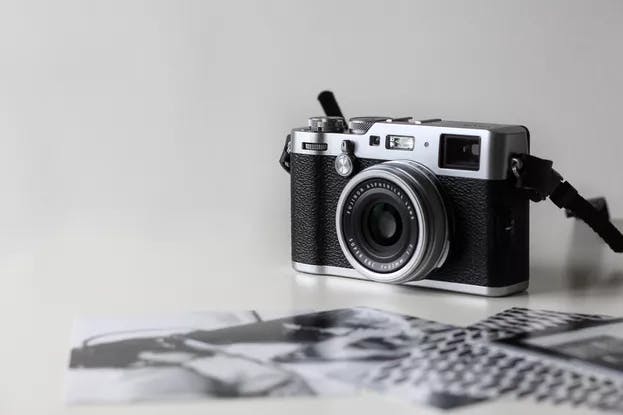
[
  {"x1": 336, "y1": 161, "x2": 450, "y2": 284},
  {"x1": 366, "y1": 202, "x2": 401, "y2": 246}
]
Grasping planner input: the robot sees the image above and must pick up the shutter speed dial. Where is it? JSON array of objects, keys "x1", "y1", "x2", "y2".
[{"x1": 308, "y1": 116, "x2": 347, "y2": 133}]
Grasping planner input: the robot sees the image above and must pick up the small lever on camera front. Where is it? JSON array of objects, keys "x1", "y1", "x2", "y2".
[{"x1": 335, "y1": 140, "x2": 355, "y2": 177}]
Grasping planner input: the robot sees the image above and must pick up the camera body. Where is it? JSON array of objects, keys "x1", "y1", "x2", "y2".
[{"x1": 288, "y1": 116, "x2": 531, "y2": 296}]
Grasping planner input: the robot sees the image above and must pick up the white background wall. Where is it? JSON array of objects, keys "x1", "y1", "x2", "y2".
[
  {"x1": 1, "y1": 0, "x2": 622, "y2": 292},
  {"x1": 1, "y1": 1, "x2": 623, "y2": 414},
  {"x1": 2, "y1": 0, "x2": 623, "y2": 290}
]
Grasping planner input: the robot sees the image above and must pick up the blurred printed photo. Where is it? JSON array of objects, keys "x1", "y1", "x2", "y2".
[{"x1": 65, "y1": 307, "x2": 453, "y2": 404}]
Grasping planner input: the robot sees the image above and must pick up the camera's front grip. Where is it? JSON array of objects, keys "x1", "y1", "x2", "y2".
[{"x1": 511, "y1": 153, "x2": 623, "y2": 253}]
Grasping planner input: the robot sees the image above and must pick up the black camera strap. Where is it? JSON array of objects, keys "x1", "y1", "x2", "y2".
[{"x1": 510, "y1": 153, "x2": 623, "y2": 253}]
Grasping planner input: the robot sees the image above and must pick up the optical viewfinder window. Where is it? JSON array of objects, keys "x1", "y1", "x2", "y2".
[{"x1": 439, "y1": 134, "x2": 481, "y2": 171}]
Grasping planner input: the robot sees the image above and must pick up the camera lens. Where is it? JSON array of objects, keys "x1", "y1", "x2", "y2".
[
  {"x1": 366, "y1": 202, "x2": 401, "y2": 245},
  {"x1": 344, "y1": 182, "x2": 419, "y2": 269},
  {"x1": 336, "y1": 160, "x2": 450, "y2": 284}
]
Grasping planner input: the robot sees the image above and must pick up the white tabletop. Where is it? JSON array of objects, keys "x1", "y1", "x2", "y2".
[{"x1": 2, "y1": 210, "x2": 622, "y2": 414}]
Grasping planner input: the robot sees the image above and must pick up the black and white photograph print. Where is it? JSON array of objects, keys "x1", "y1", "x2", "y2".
[
  {"x1": 66, "y1": 309, "x2": 322, "y2": 404},
  {"x1": 179, "y1": 306, "x2": 459, "y2": 390},
  {"x1": 65, "y1": 306, "x2": 458, "y2": 405},
  {"x1": 353, "y1": 308, "x2": 623, "y2": 412},
  {"x1": 468, "y1": 308, "x2": 623, "y2": 412}
]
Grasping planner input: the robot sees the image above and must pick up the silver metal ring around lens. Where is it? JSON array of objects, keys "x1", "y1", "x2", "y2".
[
  {"x1": 336, "y1": 168, "x2": 427, "y2": 283},
  {"x1": 383, "y1": 160, "x2": 450, "y2": 273},
  {"x1": 336, "y1": 160, "x2": 450, "y2": 284},
  {"x1": 364, "y1": 161, "x2": 450, "y2": 281}
]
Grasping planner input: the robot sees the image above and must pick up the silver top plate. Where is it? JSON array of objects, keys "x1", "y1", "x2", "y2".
[{"x1": 291, "y1": 119, "x2": 529, "y2": 180}]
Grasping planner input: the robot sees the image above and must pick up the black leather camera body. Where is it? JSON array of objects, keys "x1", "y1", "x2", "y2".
[{"x1": 287, "y1": 116, "x2": 531, "y2": 296}]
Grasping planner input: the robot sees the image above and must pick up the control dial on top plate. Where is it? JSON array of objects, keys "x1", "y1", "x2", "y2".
[{"x1": 348, "y1": 116, "x2": 392, "y2": 134}]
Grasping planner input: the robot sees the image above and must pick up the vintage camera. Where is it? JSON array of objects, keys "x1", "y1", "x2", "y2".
[{"x1": 286, "y1": 115, "x2": 531, "y2": 296}]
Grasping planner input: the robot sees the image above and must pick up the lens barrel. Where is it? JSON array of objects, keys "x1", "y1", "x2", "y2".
[{"x1": 336, "y1": 160, "x2": 450, "y2": 284}]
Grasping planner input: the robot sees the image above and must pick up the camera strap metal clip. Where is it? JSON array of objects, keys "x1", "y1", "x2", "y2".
[
  {"x1": 279, "y1": 134, "x2": 292, "y2": 173},
  {"x1": 511, "y1": 153, "x2": 623, "y2": 253},
  {"x1": 510, "y1": 154, "x2": 562, "y2": 202}
]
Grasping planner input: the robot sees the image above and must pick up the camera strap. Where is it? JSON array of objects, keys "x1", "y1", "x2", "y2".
[{"x1": 511, "y1": 153, "x2": 623, "y2": 253}]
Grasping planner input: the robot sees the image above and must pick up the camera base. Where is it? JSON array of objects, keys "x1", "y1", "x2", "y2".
[{"x1": 292, "y1": 262, "x2": 528, "y2": 297}]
